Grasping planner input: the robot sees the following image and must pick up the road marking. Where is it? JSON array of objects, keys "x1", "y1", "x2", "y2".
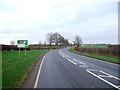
[
  {"x1": 59, "y1": 52, "x2": 62, "y2": 55},
  {"x1": 79, "y1": 65, "x2": 88, "y2": 67},
  {"x1": 59, "y1": 50, "x2": 67, "y2": 59},
  {"x1": 62, "y1": 55, "x2": 66, "y2": 58},
  {"x1": 73, "y1": 59, "x2": 85, "y2": 65},
  {"x1": 59, "y1": 50, "x2": 76, "y2": 65},
  {"x1": 98, "y1": 75, "x2": 112, "y2": 78},
  {"x1": 58, "y1": 50, "x2": 62, "y2": 55},
  {"x1": 99, "y1": 70, "x2": 120, "y2": 80},
  {"x1": 87, "y1": 69, "x2": 98, "y2": 71},
  {"x1": 59, "y1": 51, "x2": 66, "y2": 58},
  {"x1": 117, "y1": 85, "x2": 120, "y2": 87},
  {"x1": 73, "y1": 59, "x2": 88, "y2": 67},
  {"x1": 59, "y1": 51, "x2": 68, "y2": 59},
  {"x1": 66, "y1": 55, "x2": 70, "y2": 58},
  {"x1": 87, "y1": 69, "x2": 120, "y2": 89},
  {"x1": 34, "y1": 53, "x2": 47, "y2": 88},
  {"x1": 77, "y1": 61, "x2": 84, "y2": 65},
  {"x1": 73, "y1": 59, "x2": 78, "y2": 62},
  {"x1": 67, "y1": 59, "x2": 76, "y2": 65}
]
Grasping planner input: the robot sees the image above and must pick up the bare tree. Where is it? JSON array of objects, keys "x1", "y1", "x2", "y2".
[
  {"x1": 64, "y1": 39, "x2": 69, "y2": 46},
  {"x1": 46, "y1": 32, "x2": 68, "y2": 47},
  {"x1": 46, "y1": 32, "x2": 54, "y2": 47},
  {"x1": 39, "y1": 41, "x2": 42, "y2": 49},
  {"x1": 44, "y1": 41, "x2": 46, "y2": 47},
  {"x1": 10, "y1": 41, "x2": 15, "y2": 51},
  {"x1": 53, "y1": 33, "x2": 62, "y2": 46},
  {"x1": 58, "y1": 36, "x2": 65, "y2": 46},
  {"x1": 10, "y1": 41, "x2": 15, "y2": 45},
  {"x1": 74, "y1": 35, "x2": 82, "y2": 47}
]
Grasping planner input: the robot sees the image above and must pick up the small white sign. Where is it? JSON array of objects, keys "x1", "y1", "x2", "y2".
[{"x1": 17, "y1": 44, "x2": 25, "y2": 48}]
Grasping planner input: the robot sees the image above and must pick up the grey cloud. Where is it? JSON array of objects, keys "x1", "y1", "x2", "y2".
[{"x1": 0, "y1": 0, "x2": 118, "y2": 44}]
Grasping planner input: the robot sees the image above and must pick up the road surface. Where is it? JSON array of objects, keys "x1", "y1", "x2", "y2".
[{"x1": 34, "y1": 47, "x2": 120, "y2": 89}]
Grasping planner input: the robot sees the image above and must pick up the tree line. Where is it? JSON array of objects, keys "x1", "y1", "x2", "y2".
[
  {"x1": 46, "y1": 32, "x2": 83, "y2": 47},
  {"x1": 46, "y1": 32, "x2": 69, "y2": 47},
  {"x1": 9, "y1": 32, "x2": 83, "y2": 48}
]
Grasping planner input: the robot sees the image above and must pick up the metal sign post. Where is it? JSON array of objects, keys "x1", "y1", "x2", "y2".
[
  {"x1": 25, "y1": 48, "x2": 26, "y2": 55},
  {"x1": 19, "y1": 48, "x2": 21, "y2": 55}
]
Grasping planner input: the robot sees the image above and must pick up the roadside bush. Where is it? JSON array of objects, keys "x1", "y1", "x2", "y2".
[{"x1": 2, "y1": 45, "x2": 30, "y2": 51}]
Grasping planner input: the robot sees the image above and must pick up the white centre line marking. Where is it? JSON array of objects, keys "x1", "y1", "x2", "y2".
[
  {"x1": 66, "y1": 55, "x2": 70, "y2": 58},
  {"x1": 67, "y1": 59, "x2": 76, "y2": 65},
  {"x1": 73, "y1": 59, "x2": 85, "y2": 65},
  {"x1": 73, "y1": 59, "x2": 88, "y2": 67},
  {"x1": 58, "y1": 50, "x2": 62, "y2": 55},
  {"x1": 87, "y1": 69, "x2": 120, "y2": 89},
  {"x1": 60, "y1": 54, "x2": 65, "y2": 58},
  {"x1": 34, "y1": 53, "x2": 47, "y2": 88},
  {"x1": 79, "y1": 65, "x2": 88, "y2": 67}
]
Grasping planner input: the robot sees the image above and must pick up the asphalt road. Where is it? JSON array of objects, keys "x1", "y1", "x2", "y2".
[{"x1": 35, "y1": 47, "x2": 120, "y2": 89}]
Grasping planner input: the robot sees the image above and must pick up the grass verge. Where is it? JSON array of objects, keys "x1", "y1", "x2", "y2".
[
  {"x1": 68, "y1": 48, "x2": 120, "y2": 64},
  {"x1": 2, "y1": 50, "x2": 51, "y2": 88}
]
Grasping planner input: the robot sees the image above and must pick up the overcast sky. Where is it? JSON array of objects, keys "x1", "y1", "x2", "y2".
[{"x1": 0, "y1": 0, "x2": 118, "y2": 45}]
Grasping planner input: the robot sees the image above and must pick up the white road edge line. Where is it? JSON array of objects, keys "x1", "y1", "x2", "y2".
[
  {"x1": 34, "y1": 53, "x2": 47, "y2": 88},
  {"x1": 87, "y1": 69, "x2": 120, "y2": 89}
]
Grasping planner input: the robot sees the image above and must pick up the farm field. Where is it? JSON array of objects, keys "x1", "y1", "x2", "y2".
[
  {"x1": 69, "y1": 48, "x2": 120, "y2": 64},
  {"x1": 2, "y1": 50, "x2": 50, "y2": 88},
  {"x1": 80, "y1": 45, "x2": 108, "y2": 48}
]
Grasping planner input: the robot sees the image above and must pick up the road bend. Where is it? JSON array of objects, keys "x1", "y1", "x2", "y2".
[{"x1": 35, "y1": 47, "x2": 120, "y2": 89}]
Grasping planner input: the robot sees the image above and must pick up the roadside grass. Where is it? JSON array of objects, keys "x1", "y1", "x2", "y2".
[
  {"x1": 2, "y1": 50, "x2": 50, "y2": 88},
  {"x1": 68, "y1": 48, "x2": 120, "y2": 64},
  {"x1": 80, "y1": 45, "x2": 108, "y2": 48}
]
